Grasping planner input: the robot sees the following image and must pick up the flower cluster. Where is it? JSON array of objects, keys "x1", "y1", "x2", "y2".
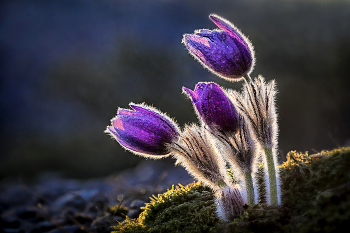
[{"x1": 106, "y1": 14, "x2": 280, "y2": 222}]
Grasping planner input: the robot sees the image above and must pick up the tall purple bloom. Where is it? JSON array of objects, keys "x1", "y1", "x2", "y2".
[
  {"x1": 183, "y1": 82, "x2": 238, "y2": 133},
  {"x1": 183, "y1": 14, "x2": 255, "y2": 81},
  {"x1": 105, "y1": 103, "x2": 180, "y2": 158}
]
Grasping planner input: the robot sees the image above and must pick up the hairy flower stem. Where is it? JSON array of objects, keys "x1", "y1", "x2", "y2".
[
  {"x1": 244, "y1": 170, "x2": 255, "y2": 205},
  {"x1": 244, "y1": 74, "x2": 252, "y2": 83},
  {"x1": 264, "y1": 147, "x2": 278, "y2": 205},
  {"x1": 217, "y1": 179, "x2": 227, "y2": 188}
]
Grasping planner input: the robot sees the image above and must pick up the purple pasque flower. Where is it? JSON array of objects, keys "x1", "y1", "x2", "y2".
[
  {"x1": 183, "y1": 14, "x2": 255, "y2": 81},
  {"x1": 183, "y1": 82, "x2": 239, "y2": 133},
  {"x1": 106, "y1": 103, "x2": 180, "y2": 158}
]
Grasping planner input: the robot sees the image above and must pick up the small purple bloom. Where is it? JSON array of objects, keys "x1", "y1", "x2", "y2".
[
  {"x1": 106, "y1": 103, "x2": 179, "y2": 157},
  {"x1": 183, "y1": 14, "x2": 254, "y2": 80},
  {"x1": 183, "y1": 82, "x2": 239, "y2": 133}
]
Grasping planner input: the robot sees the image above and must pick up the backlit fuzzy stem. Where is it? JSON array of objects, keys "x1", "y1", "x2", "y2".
[
  {"x1": 170, "y1": 124, "x2": 230, "y2": 190},
  {"x1": 244, "y1": 170, "x2": 255, "y2": 205},
  {"x1": 264, "y1": 147, "x2": 278, "y2": 205},
  {"x1": 231, "y1": 76, "x2": 280, "y2": 205},
  {"x1": 207, "y1": 115, "x2": 257, "y2": 205}
]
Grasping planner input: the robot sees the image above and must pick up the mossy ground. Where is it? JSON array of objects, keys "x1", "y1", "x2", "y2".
[
  {"x1": 112, "y1": 147, "x2": 350, "y2": 233},
  {"x1": 112, "y1": 182, "x2": 219, "y2": 233},
  {"x1": 280, "y1": 147, "x2": 350, "y2": 233}
]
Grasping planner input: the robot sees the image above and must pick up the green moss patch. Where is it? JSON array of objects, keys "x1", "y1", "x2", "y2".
[
  {"x1": 280, "y1": 147, "x2": 350, "y2": 232},
  {"x1": 280, "y1": 147, "x2": 350, "y2": 215},
  {"x1": 112, "y1": 182, "x2": 219, "y2": 233}
]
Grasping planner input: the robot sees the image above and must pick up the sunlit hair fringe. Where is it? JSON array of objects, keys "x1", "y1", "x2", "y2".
[
  {"x1": 207, "y1": 114, "x2": 258, "y2": 204},
  {"x1": 230, "y1": 76, "x2": 280, "y2": 205},
  {"x1": 170, "y1": 124, "x2": 229, "y2": 190},
  {"x1": 231, "y1": 76, "x2": 278, "y2": 149}
]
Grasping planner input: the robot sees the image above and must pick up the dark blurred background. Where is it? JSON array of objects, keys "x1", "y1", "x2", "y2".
[{"x1": 1, "y1": 0, "x2": 349, "y2": 180}]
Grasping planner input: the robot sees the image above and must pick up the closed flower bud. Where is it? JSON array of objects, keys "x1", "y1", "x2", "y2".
[
  {"x1": 183, "y1": 82, "x2": 238, "y2": 133},
  {"x1": 105, "y1": 103, "x2": 180, "y2": 158},
  {"x1": 183, "y1": 14, "x2": 255, "y2": 81}
]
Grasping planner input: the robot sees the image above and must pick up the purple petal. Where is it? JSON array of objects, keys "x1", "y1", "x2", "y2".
[
  {"x1": 209, "y1": 14, "x2": 246, "y2": 45},
  {"x1": 107, "y1": 126, "x2": 148, "y2": 154},
  {"x1": 107, "y1": 126, "x2": 118, "y2": 135},
  {"x1": 184, "y1": 34, "x2": 211, "y2": 47},
  {"x1": 129, "y1": 104, "x2": 152, "y2": 114},
  {"x1": 194, "y1": 29, "x2": 214, "y2": 38},
  {"x1": 184, "y1": 32, "x2": 247, "y2": 78},
  {"x1": 194, "y1": 82, "x2": 207, "y2": 98},
  {"x1": 210, "y1": 14, "x2": 253, "y2": 68},
  {"x1": 183, "y1": 34, "x2": 212, "y2": 65},
  {"x1": 182, "y1": 87, "x2": 198, "y2": 103},
  {"x1": 129, "y1": 103, "x2": 179, "y2": 137}
]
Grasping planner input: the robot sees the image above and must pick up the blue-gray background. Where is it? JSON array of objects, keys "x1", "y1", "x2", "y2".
[{"x1": 1, "y1": 0, "x2": 350, "y2": 179}]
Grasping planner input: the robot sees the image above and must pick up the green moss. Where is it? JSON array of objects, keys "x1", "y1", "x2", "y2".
[
  {"x1": 280, "y1": 147, "x2": 350, "y2": 216},
  {"x1": 112, "y1": 218, "x2": 147, "y2": 233},
  {"x1": 112, "y1": 182, "x2": 220, "y2": 233},
  {"x1": 216, "y1": 204, "x2": 292, "y2": 233},
  {"x1": 280, "y1": 147, "x2": 350, "y2": 232},
  {"x1": 113, "y1": 147, "x2": 350, "y2": 233},
  {"x1": 299, "y1": 182, "x2": 350, "y2": 233}
]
